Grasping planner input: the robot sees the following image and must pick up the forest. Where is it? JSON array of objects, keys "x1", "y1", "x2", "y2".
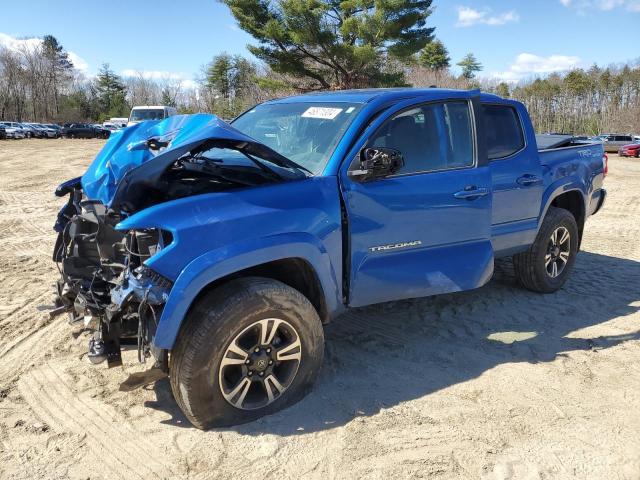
[{"x1": 1, "y1": 33, "x2": 638, "y2": 135}]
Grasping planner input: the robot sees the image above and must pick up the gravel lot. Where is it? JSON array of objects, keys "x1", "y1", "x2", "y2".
[{"x1": 0, "y1": 139, "x2": 639, "y2": 479}]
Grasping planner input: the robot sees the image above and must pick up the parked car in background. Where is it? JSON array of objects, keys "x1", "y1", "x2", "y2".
[
  {"x1": 94, "y1": 125, "x2": 111, "y2": 139},
  {"x1": 109, "y1": 117, "x2": 128, "y2": 128},
  {"x1": 619, "y1": 143, "x2": 640, "y2": 158},
  {"x1": 61, "y1": 123, "x2": 91, "y2": 138},
  {"x1": 18, "y1": 123, "x2": 42, "y2": 138},
  {"x1": 102, "y1": 122, "x2": 122, "y2": 131},
  {"x1": 0, "y1": 122, "x2": 26, "y2": 139},
  {"x1": 598, "y1": 134, "x2": 635, "y2": 153},
  {"x1": 44, "y1": 124, "x2": 63, "y2": 137},
  {"x1": 0, "y1": 124, "x2": 6, "y2": 140},
  {"x1": 61, "y1": 123, "x2": 110, "y2": 139},
  {"x1": 28, "y1": 123, "x2": 57, "y2": 138}
]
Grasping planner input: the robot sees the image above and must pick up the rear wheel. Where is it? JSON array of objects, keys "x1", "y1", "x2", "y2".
[
  {"x1": 513, "y1": 207, "x2": 579, "y2": 293},
  {"x1": 170, "y1": 277, "x2": 324, "y2": 429}
]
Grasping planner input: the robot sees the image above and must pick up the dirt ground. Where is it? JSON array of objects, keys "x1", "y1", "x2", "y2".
[{"x1": 0, "y1": 139, "x2": 639, "y2": 480}]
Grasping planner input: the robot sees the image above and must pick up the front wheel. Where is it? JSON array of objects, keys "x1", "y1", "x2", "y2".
[
  {"x1": 513, "y1": 207, "x2": 579, "y2": 293},
  {"x1": 170, "y1": 277, "x2": 324, "y2": 429}
]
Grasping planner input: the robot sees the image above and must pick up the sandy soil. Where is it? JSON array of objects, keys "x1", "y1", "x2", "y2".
[{"x1": 0, "y1": 139, "x2": 639, "y2": 480}]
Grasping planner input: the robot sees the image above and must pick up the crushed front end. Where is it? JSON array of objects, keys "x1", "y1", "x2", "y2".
[
  {"x1": 50, "y1": 114, "x2": 308, "y2": 368},
  {"x1": 52, "y1": 178, "x2": 172, "y2": 368}
]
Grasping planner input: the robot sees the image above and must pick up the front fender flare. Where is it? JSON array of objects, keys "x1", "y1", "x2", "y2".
[{"x1": 153, "y1": 233, "x2": 341, "y2": 349}]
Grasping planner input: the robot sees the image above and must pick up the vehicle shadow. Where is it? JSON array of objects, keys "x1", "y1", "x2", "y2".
[{"x1": 145, "y1": 251, "x2": 640, "y2": 433}]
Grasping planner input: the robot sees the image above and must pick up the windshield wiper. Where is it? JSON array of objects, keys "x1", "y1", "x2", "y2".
[
  {"x1": 242, "y1": 152, "x2": 286, "y2": 180},
  {"x1": 243, "y1": 145, "x2": 313, "y2": 177}
]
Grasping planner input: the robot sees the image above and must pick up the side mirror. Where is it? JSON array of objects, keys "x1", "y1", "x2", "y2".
[{"x1": 349, "y1": 147, "x2": 404, "y2": 181}]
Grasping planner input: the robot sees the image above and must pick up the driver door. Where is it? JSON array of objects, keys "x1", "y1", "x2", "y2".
[{"x1": 340, "y1": 97, "x2": 494, "y2": 307}]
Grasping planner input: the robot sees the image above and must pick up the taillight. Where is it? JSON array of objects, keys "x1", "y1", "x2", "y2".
[{"x1": 603, "y1": 154, "x2": 608, "y2": 177}]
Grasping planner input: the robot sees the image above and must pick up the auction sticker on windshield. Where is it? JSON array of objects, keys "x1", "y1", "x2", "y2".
[{"x1": 302, "y1": 107, "x2": 343, "y2": 119}]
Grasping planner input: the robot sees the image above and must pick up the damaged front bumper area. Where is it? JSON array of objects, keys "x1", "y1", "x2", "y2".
[{"x1": 52, "y1": 178, "x2": 172, "y2": 368}]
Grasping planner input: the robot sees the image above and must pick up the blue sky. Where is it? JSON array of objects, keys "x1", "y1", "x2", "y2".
[{"x1": 0, "y1": 0, "x2": 638, "y2": 85}]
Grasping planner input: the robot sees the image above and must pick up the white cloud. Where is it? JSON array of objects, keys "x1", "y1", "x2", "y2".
[
  {"x1": 0, "y1": 32, "x2": 41, "y2": 52},
  {"x1": 0, "y1": 32, "x2": 89, "y2": 72},
  {"x1": 121, "y1": 69, "x2": 197, "y2": 90},
  {"x1": 560, "y1": 0, "x2": 640, "y2": 11},
  {"x1": 490, "y1": 53, "x2": 582, "y2": 82},
  {"x1": 67, "y1": 51, "x2": 88, "y2": 72},
  {"x1": 456, "y1": 6, "x2": 520, "y2": 27}
]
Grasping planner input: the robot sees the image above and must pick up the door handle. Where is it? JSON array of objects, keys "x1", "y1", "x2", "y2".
[
  {"x1": 517, "y1": 174, "x2": 543, "y2": 186},
  {"x1": 453, "y1": 186, "x2": 489, "y2": 200}
]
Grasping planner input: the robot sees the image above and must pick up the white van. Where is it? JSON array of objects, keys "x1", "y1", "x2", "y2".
[{"x1": 127, "y1": 106, "x2": 178, "y2": 126}]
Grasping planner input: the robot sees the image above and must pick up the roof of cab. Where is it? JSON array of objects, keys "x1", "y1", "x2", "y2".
[{"x1": 265, "y1": 88, "x2": 503, "y2": 104}]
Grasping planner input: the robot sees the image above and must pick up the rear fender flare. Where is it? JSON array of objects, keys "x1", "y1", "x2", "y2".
[
  {"x1": 538, "y1": 178, "x2": 587, "y2": 231},
  {"x1": 153, "y1": 233, "x2": 341, "y2": 349}
]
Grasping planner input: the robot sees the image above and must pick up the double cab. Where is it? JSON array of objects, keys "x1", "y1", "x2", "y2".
[{"x1": 52, "y1": 88, "x2": 607, "y2": 428}]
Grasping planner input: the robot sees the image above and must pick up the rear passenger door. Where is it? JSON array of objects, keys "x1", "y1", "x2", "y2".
[
  {"x1": 484, "y1": 103, "x2": 543, "y2": 253},
  {"x1": 341, "y1": 97, "x2": 494, "y2": 307}
]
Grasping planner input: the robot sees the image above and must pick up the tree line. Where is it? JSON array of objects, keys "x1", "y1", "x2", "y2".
[{"x1": 1, "y1": 0, "x2": 638, "y2": 135}]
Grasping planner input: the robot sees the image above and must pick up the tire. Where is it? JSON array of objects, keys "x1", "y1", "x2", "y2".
[
  {"x1": 170, "y1": 277, "x2": 324, "y2": 429},
  {"x1": 513, "y1": 206, "x2": 579, "y2": 293}
]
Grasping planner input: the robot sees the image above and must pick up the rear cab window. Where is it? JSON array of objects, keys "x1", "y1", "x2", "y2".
[{"x1": 482, "y1": 104, "x2": 525, "y2": 159}]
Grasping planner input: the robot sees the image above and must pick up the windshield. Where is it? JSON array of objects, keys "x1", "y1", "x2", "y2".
[
  {"x1": 231, "y1": 102, "x2": 363, "y2": 174},
  {"x1": 130, "y1": 109, "x2": 165, "y2": 122}
]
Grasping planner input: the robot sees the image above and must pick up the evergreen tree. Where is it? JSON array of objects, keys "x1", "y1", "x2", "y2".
[
  {"x1": 95, "y1": 63, "x2": 128, "y2": 119},
  {"x1": 222, "y1": 0, "x2": 435, "y2": 89},
  {"x1": 206, "y1": 53, "x2": 233, "y2": 99},
  {"x1": 161, "y1": 88, "x2": 176, "y2": 107},
  {"x1": 205, "y1": 53, "x2": 258, "y2": 118},
  {"x1": 418, "y1": 40, "x2": 450, "y2": 71},
  {"x1": 496, "y1": 82, "x2": 510, "y2": 98},
  {"x1": 457, "y1": 53, "x2": 482, "y2": 80},
  {"x1": 206, "y1": 54, "x2": 256, "y2": 99},
  {"x1": 42, "y1": 35, "x2": 74, "y2": 116}
]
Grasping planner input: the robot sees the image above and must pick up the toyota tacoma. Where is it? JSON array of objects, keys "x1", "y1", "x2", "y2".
[{"x1": 52, "y1": 88, "x2": 607, "y2": 428}]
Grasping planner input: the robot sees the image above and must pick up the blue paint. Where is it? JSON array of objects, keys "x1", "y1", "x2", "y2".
[{"x1": 69, "y1": 88, "x2": 605, "y2": 350}]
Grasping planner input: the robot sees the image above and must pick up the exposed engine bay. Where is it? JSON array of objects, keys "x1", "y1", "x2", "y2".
[
  {"x1": 51, "y1": 114, "x2": 308, "y2": 367},
  {"x1": 53, "y1": 178, "x2": 175, "y2": 367}
]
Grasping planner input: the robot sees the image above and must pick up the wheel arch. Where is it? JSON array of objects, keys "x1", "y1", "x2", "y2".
[
  {"x1": 550, "y1": 190, "x2": 586, "y2": 243},
  {"x1": 188, "y1": 257, "x2": 330, "y2": 326},
  {"x1": 539, "y1": 184, "x2": 587, "y2": 245},
  {"x1": 153, "y1": 234, "x2": 343, "y2": 350}
]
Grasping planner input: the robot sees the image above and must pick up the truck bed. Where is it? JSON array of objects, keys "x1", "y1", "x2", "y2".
[{"x1": 537, "y1": 139, "x2": 606, "y2": 217}]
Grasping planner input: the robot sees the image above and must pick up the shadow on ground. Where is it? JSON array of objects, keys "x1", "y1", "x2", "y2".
[{"x1": 143, "y1": 251, "x2": 640, "y2": 433}]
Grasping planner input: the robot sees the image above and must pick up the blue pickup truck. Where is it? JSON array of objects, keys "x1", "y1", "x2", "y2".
[{"x1": 52, "y1": 88, "x2": 607, "y2": 428}]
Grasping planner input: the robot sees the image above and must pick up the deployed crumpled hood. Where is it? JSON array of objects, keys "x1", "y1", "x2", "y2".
[{"x1": 81, "y1": 113, "x2": 298, "y2": 208}]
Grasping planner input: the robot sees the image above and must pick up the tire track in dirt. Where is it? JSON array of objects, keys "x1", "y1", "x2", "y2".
[
  {"x1": 18, "y1": 362, "x2": 176, "y2": 479},
  {"x1": 0, "y1": 322, "x2": 62, "y2": 389}
]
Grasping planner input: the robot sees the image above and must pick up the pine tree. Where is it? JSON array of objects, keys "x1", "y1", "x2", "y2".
[
  {"x1": 222, "y1": 0, "x2": 435, "y2": 89},
  {"x1": 42, "y1": 35, "x2": 74, "y2": 116},
  {"x1": 457, "y1": 53, "x2": 482, "y2": 80},
  {"x1": 496, "y1": 82, "x2": 510, "y2": 98},
  {"x1": 418, "y1": 40, "x2": 450, "y2": 71},
  {"x1": 95, "y1": 63, "x2": 128, "y2": 119}
]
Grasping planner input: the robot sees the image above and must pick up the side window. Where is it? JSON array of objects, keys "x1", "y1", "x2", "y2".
[
  {"x1": 367, "y1": 101, "x2": 474, "y2": 175},
  {"x1": 482, "y1": 104, "x2": 525, "y2": 160}
]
